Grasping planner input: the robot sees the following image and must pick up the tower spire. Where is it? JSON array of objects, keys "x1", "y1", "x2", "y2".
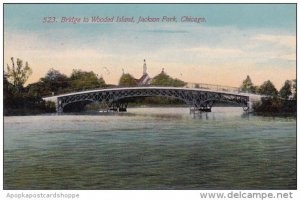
[{"x1": 143, "y1": 59, "x2": 147, "y2": 75}]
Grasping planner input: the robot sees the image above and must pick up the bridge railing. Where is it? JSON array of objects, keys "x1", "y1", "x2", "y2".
[{"x1": 185, "y1": 82, "x2": 241, "y2": 93}]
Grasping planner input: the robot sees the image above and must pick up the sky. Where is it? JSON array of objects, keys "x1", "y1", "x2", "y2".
[{"x1": 4, "y1": 4, "x2": 296, "y2": 88}]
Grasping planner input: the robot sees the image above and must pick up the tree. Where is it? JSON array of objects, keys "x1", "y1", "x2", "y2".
[
  {"x1": 253, "y1": 96, "x2": 296, "y2": 113},
  {"x1": 4, "y1": 67, "x2": 56, "y2": 115},
  {"x1": 292, "y1": 79, "x2": 297, "y2": 100},
  {"x1": 279, "y1": 80, "x2": 292, "y2": 99},
  {"x1": 6, "y1": 57, "x2": 32, "y2": 88},
  {"x1": 172, "y1": 78, "x2": 186, "y2": 87},
  {"x1": 40, "y1": 68, "x2": 70, "y2": 95},
  {"x1": 119, "y1": 73, "x2": 137, "y2": 86},
  {"x1": 3, "y1": 74, "x2": 17, "y2": 109},
  {"x1": 240, "y1": 75, "x2": 255, "y2": 93},
  {"x1": 98, "y1": 76, "x2": 106, "y2": 87},
  {"x1": 27, "y1": 81, "x2": 52, "y2": 97},
  {"x1": 43, "y1": 68, "x2": 68, "y2": 81},
  {"x1": 258, "y1": 80, "x2": 278, "y2": 96},
  {"x1": 151, "y1": 71, "x2": 186, "y2": 87},
  {"x1": 70, "y1": 69, "x2": 106, "y2": 90}
]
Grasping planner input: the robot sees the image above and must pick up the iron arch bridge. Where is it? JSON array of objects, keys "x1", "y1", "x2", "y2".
[{"x1": 43, "y1": 87, "x2": 262, "y2": 113}]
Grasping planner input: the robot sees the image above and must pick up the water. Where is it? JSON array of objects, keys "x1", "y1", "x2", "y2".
[{"x1": 4, "y1": 107, "x2": 296, "y2": 189}]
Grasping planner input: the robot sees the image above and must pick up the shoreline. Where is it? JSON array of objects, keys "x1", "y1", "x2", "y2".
[{"x1": 4, "y1": 106, "x2": 297, "y2": 117}]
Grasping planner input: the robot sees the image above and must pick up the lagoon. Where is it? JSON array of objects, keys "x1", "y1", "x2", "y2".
[{"x1": 4, "y1": 107, "x2": 296, "y2": 189}]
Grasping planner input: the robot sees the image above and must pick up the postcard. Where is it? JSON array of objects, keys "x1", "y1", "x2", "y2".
[{"x1": 2, "y1": 2, "x2": 297, "y2": 198}]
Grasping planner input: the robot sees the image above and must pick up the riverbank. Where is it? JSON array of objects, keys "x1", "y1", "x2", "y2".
[{"x1": 4, "y1": 108, "x2": 55, "y2": 116}]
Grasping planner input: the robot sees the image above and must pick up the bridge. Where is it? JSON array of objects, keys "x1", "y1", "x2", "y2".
[{"x1": 43, "y1": 83, "x2": 263, "y2": 113}]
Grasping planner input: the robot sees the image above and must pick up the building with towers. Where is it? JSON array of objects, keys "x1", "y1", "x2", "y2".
[{"x1": 136, "y1": 59, "x2": 152, "y2": 86}]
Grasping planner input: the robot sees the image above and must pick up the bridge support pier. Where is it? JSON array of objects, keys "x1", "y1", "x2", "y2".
[
  {"x1": 190, "y1": 100, "x2": 213, "y2": 114},
  {"x1": 109, "y1": 102, "x2": 128, "y2": 112},
  {"x1": 247, "y1": 101, "x2": 254, "y2": 113},
  {"x1": 57, "y1": 99, "x2": 63, "y2": 113},
  {"x1": 190, "y1": 106, "x2": 212, "y2": 114}
]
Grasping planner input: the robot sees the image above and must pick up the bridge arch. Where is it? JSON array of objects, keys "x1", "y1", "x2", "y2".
[
  {"x1": 62, "y1": 99, "x2": 94, "y2": 112},
  {"x1": 111, "y1": 92, "x2": 191, "y2": 105}
]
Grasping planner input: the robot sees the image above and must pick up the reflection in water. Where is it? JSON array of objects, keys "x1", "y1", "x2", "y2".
[
  {"x1": 241, "y1": 112, "x2": 250, "y2": 119},
  {"x1": 191, "y1": 112, "x2": 216, "y2": 120},
  {"x1": 4, "y1": 107, "x2": 296, "y2": 189}
]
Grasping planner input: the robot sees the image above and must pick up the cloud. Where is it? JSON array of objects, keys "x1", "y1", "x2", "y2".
[
  {"x1": 179, "y1": 31, "x2": 296, "y2": 64},
  {"x1": 184, "y1": 47, "x2": 243, "y2": 57},
  {"x1": 243, "y1": 34, "x2": 296, "y2": 62},
  {"x1": 254, "y1": 34, "x2": 295, "y2": 48}
]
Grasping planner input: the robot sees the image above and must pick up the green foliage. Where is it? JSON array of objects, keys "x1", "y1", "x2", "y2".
[
  {"x1": 4, "y1": 70, "x2": 56, "y2": 116},
  {"x1": 240, "y1": 75, "x2": 256, "y2": 93},
  {"x1": 253, "y1": 97, "x2": 296, "y2": 114},
  {"x1": 172, "y1": 79, "x2": 186, "y2": 87},
  {"x1": 119, "y1": 73, "x2": 137, "y2": 86},
  {"x1": 292, "y1": 79, "x2": 297, "y2": 100},
  {"x1": 29, "y1": 68, "x2": 107, "y2": 96},
  {"x1": 239, "y1": 77, "x2": 296, "y2": 114},
  {"x1": 279, "y1": 80, "x2": 292, "y2": 99},
  {"x1": 252, "y1": 85, "x2": 259, "y2": 94},
  {"x1": 258, "y1": 80, "x2": 278, "y2": 96},
  {"x1": 3, "y1": 75, "x2": 18, "y2": 109},
  {"x1": 40, "y1": 68, "x2": 71, "y2": 95},
  {"x1": 44, "y1": 68, "x2": 67, "y2": 81},
  {"x1": 27, "y1": 81, "x2": 52, "y2": 98},
  {"x1": 6, "y1": 57, "x2": 32, "y2": 88},
  {"x1": 70, "y1": 69, "x2": 106, "y2": 90},
  {"x1": 151, "y1": 72, "x2": 186, "y2": 87},
  {"x1": 98, "y1": 77, "x2": 106, "y2": 86}
]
